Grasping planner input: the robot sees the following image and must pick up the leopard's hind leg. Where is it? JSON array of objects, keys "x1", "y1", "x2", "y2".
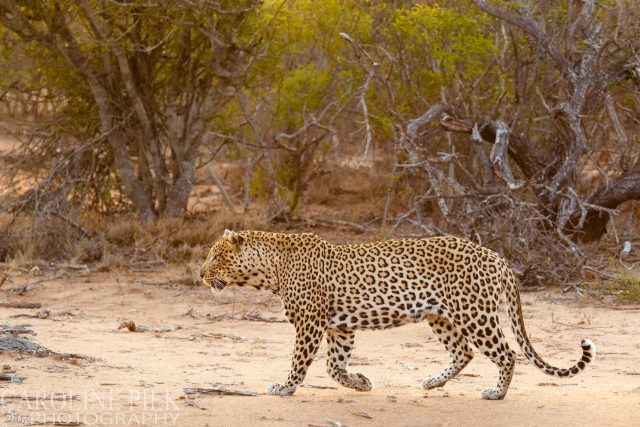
[
  {"x1": 325, "y1": 328, "x2": 372, "y2": 391},
  {"x1": 422, "y1": 315, "x2": 474, "y2": 390},
  {"x1": 467, "y1": 313, "x2": 517, "y2": 400}
]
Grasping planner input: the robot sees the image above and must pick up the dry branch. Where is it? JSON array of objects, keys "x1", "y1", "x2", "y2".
[
  {"x1": 0, "y1": 372, "x2": 25, "y2": 383},
  {"x1": 406, "y1": 102, "x2": 448, "y2": 143},
  {"x1": 0, "y1": 302, "x2": 42, "y2": 309},
  {"x1": 117, "y1": 321, "x2": 181, "y2": 333},
  {"x1": 183, "y1": 386, "x2": 257, "y2": 397},
  {"x1": 300, "y1": 384, "x2": 338, "y2": 390},
  {"x1": 2, "y1": 393, "x2": 78, "y2": 401},
  {"x1": 1, "y1": 324, "x2": 36, "y2": 336},
  {"x1": 0, "y1": 330, "x2": 51, "y2": 356},
  {"x1": 490, "y1": 121, "x2": 523, "y2": 190},
  {"x1": 439, "y1": 114, "x2": 548, "y2": 180},
  {"x1": 5, "y1": 275, "x2": 63, "y2": 294},
  {"x1": 241, "y1": 313, "x2": 286, "y2": 323}
]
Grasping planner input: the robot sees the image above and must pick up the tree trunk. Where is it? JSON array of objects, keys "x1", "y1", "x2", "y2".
[
  {"x1": 572, "y1": 163, "x2": 640, "y2": 242},
  {"x1": 439, "y1": 114, "x2": 551, "y2": 180},
  {"x1": 164, "y1": 161, "x2": 195, "y2": 217}
]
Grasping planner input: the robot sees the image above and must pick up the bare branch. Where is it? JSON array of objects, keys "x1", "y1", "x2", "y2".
[
  {"x1": 406, "y1": 102, "x2": 448, "y2": 144},
  {"x1": 604, "y1": 93, "x2": 628, "y2": 144},
  {"x1": 490, "y1": 121, "x2": 524, "y2": 190},
  {"x1": 471, "y1": 0, "x2": 569, "y2": 75}
]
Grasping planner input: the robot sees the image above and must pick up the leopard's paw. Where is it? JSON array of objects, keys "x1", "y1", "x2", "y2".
[
  {"x1": 480, "y1": 387, "x2": 506, "y2": 400},
  {"x1": 266, "y1": 383, "x2": 296, "y2": 396},
  {"x1": 421, "y1": 376, "x2": 446, "y2": 390},
  {"x1": 352, "y1": 373, "x2": 373, "y2": 392}
]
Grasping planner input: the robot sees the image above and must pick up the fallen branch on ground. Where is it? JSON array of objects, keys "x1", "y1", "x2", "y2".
[
  {"x1": 6, "y1": 275, "x2": 63, "y2": 294},
  {"x1": 133, "y1": 279, "x2": 173, "y2": 286},
  {"x1": 0, "y1": 302, "x2": 42, "y2": 309},
  {"x1": 0, "y1": 372, "x2": 25, "y2": 383},
  {"x1": 29, "y1": 420, "x2": 83, "y2": 426},
  {"x1": 308, "y1": 419, "x2": 344, "y2": 427},
  {"x1": 10, "y1": 308, "x2": 51, "y2": 319},
  {"x1": 1, "y1": 321, "x2": 91, "y2": 363},
  {"x1": 0, "y1": 333, "x2": 51, "y2": 356},
  {"x1": 242, "y1": 313, "x2": 286, "y2": 323},
  {"x1": 1, "y1": 324, "x2": 36, "y2": 336},
  {"x1": 2, "y1": 393, "x2": 78, "y2": 401},
  {"x1": 300, "y1": 384, "x2": 338, "y2": 390},
  {"x1": 134, "y1": 277, "x2": 197, "y2": 287},
  {"x1": 117, "y1": 320, "x2": 182, "y2": 333},
  {"x1": 187, "y1": 331, "x2": 248, "y2": 342},
  {"x1": 183, "y1": 386, "x2": 257, "y2": 396}
]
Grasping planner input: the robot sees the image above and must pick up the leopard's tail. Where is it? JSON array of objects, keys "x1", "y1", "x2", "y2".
[{"x1": 504, "y1": 268, "x2": 595, "y2": 378}]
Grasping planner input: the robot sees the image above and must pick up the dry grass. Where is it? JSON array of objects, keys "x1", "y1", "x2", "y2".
[
  {"x1": 0, "y1": 213, "x2": 79, "y2": 268},
  {"x1": 0, "y1": 209, "x2": 268, "y2": 271},
  {"x1": 583, "y1": 272, "x2": 640, "y2": 304}
]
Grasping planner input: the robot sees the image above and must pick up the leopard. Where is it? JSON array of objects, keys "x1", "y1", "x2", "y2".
[{"x1": 200, "y1": 230, "x2": 595, "y2": 400}]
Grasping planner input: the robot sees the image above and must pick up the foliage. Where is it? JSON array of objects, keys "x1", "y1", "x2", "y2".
[
  {"x1": 1, "y1": 0, "x2": 639, "y2": 286},
  {"x1": 0, "y1": 0, "x2": 263, "y2": 221},
  {"x1": 585, "y1": 273, "x2": 640, "y2": 305}
]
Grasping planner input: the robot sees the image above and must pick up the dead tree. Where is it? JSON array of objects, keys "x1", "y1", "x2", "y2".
[
  {"x1": 341, "y1": 1, "x2": 640, "y2": 282},
  {"x1": 445, "y1": 0, "x2": 640, "y2": 242}
]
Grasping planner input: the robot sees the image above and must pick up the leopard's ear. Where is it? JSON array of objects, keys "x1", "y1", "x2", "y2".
[{"x1": 224, "y1": 230, "x2": 245, "y2": 248}]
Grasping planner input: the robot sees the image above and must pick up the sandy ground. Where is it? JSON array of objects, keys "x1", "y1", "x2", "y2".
[{"x1": 1, "y1": 267, "x2": 639, "y2": 427}]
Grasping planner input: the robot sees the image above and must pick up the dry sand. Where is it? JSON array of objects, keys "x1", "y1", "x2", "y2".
[{"x1": 1, "y1": 268, "x2": 639, "y2": 426}]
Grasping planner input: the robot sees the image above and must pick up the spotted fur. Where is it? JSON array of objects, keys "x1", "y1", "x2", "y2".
[{"x1": 200, "y1": 230, "x2": 595, "y2": 400}]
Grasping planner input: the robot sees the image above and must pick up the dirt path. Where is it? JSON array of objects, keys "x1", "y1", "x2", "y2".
[{"x1": 1, "y1": 269, "x2": 639, "y2": 426}]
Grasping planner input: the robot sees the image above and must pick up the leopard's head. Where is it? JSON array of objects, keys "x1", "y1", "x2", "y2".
[{"x1": 200, "y1": 230, "x2": 248, "y2": 290}]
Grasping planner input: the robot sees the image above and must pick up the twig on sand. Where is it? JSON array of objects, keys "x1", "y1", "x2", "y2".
[
  {"x1": 133, "y1": 279, "x2": 173, "y2": 286},
  {"x1": 242, "y1": 313, "x2": 286, "y2": 323},
  {"x1": 30, "y1": 421, "x2": 84, "y2": 426},
  {"x1": 355, "y1": 411, "x2": 373, "y2": 419},
  {"x1": 308, "y1": 420, "x2": 344, "y2": 427},
  {"x1": 0, "y1": 302, "x2": 42, "y2": 309},
  {"x1": 0, "y1": 372, "x2": 25, "y2": 383},
  {"x1": 300, "y1": 384, "x2": 338, "y2": 390},
  {"x1": 10, "y1": 308, "x2": 50, "y2": 319},
  {"x1": 189, "y1": 331, "x2": 248, "y2": 342},
  {"x1": 117, "y1": 321, "x2": 182, "y2": 333},
  {"x1": 6, "y1": 275, "x2": 63, "y2": 294},
  {"x1": 2, "y1": 393, "x2": 78, "y2": 401},
  {"x1": 550, "y1": 313, "x2": 609, "y2": 331},
  {"x1": 1, "y1": 326, "x2": 92, "y2": 362},
  {"x1": 0, "y1": 333, "x2": 50, "y2": 356},
  {"x1": 183, "y1": 386, "x2": 257, "y2": 397},
  {"x1": 134, "y1": 277, "x2": 197, "y2": 287},
  {"x1": 1, "y1": 324, "x2": 37, "y2": 336}
]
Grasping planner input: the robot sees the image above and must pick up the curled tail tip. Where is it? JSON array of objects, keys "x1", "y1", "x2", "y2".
[{"x1": 581, "y1": 339, "x2": 596, "y2": 361}]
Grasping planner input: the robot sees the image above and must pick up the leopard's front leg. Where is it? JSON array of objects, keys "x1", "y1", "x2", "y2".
[{"x1": 267, "y1": 316, "x2": 326, "y2": 396}]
